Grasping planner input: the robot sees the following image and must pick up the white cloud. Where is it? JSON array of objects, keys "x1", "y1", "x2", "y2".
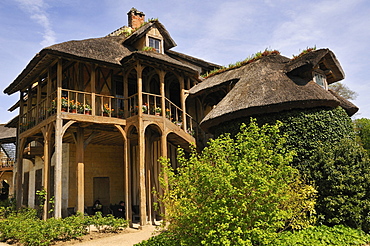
[{"x1": 15, "y1": 0, "x2": 56, "y2": 46}]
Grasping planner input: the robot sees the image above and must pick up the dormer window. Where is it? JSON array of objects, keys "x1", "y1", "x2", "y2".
[
  {"x1": 148, "y1": 37, "x2": 161, "y2": 53},
  {"x1": 313, "y1": 72, "x2": 327, "y2": 90}
]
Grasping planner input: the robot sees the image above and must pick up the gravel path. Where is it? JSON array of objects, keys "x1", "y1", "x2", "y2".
[
  {"x1": 0, "y1": 225, "x2": 158, "y2": 246},
  {"x1": 72, "y1": 225, "x2": 158, "y2": 246}
]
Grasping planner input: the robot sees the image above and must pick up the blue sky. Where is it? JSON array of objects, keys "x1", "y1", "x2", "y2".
[{"x1": 1, "y1": 0, "x2": 369, "y2": 123}]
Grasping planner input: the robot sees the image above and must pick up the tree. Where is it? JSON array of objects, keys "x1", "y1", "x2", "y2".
[
  {"x1": 159, "y1": 121, "x2": 316, "y2": 245},
  {"x1": 329, "y1": 82, "x2": 358, "y2": 100},
  {"x1": 309, "y1": 138, "x2": 370, "y2": 232},
  {"x1": 354, "y1": 118, "x2": 370, "y2": 153}
]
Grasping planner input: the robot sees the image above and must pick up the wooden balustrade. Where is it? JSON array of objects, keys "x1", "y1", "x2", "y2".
[{"x1": 19, "y1": 89, "x2": 197, "y2": 138}]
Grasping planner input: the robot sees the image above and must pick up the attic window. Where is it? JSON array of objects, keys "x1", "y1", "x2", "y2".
[
  {"x1": 148, "y1": 37, "x2": 161, "y2": 53},
  {"x1": 313, "y1": 72, "x2": 327, "y2": 90}
]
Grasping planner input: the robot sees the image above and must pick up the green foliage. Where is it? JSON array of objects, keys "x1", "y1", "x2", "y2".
[
  {"x1": 137, "y1": 225, "x2": 370, "y2": 246},
  {"x1": 292, "y1": 46, "x2": 317, "y2": 60},
  {"x1": 273, "y1": 225, "x2": 370, "y2": 246},
  {"x1": 215, "y1": 107, "x2": 370, "y2": 231},
  {"x1": 135, "y1": 231, "x2": 179, "y2": 246},
  {"x1": 0, "y1": 208, "x2": 128, "y2": 245},
  {"x1": 215, "y1": 107, "x2": 355, "y2": 178},
  {"x1": 354, "y1": 118, "x2": 370, "y2": 153},
  {"x1": 159, "y1": 121, "x2": 316, "y2": 245},
  {"x1": 201, "y1": 49, "x2": 281, "y2": 78},
  {"x1": 309, "y1": 138, "x2": 370, "y2": 232},
  {"x1": 86, "y1": 212, "x2": 128, "y2": 233}
]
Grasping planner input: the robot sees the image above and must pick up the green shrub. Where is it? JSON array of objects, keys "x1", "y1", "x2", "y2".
[
  {"x1": 159, "y1": 121, "x2": 316, "y2": 245},
  {"x1": 273, "y1": 225, "x2": 370, "y2": 245},
  {"x1": 354, "y1": 118, "x2": 370, "y2": 153},
  {"x1": 0, "y1": 208, "x2": 128, "y2": 245},
  {"x1": 215, "y1": 107, "x2": 354, "y2": 176},
  {"x1": 310, "y1": 138, "x2": 370, "y2": 232},
  {"x1": 215, "y1": 107, "x2": 367, "y2": 231},
  {"x1": 87, "y1": 212, "x2": 128, "y2": 233}
]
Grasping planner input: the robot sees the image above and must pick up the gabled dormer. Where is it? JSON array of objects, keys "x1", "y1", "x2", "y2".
[{"x1": 107, "y1": 8, "x2": 176, "y2": 54}]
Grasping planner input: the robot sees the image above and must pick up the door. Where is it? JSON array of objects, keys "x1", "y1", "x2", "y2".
[{"x1": 93, "y1": 177, "x2": 110, "y2": 208}]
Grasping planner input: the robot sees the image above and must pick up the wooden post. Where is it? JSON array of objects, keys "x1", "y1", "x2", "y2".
[
  {"x1": 41, "y1": 124, "x2": 52, "y2": 220},
  {"x1": 158, "y1": 70, "x2": 166, "y2": 119},
  {"x1": 179, "y1": 77, "x2": 187, "y2": 131},
  {"x1": 123, "y1": 71, "x2": 129, "y2": 118},
  {"x1": 114, "y1": 125, "x2": 130, "y2": 225},
  {"x1": 160, "y1": 133, "x2": 168, "y2": 219},
  {"x1": 54, "y1": 59, "x2": 63, "y2": 218},
  {"x1": 15, "y1": 138, "x2": 26, "y2": 209},
  {"x1": 91, "y1": 64, "x2": 96, "y2": 116},
  {"x1": 136, "y1": 63, "x2": 147, "y2": 226},
  {"x1": 76, "y1": 127, "x2": 85, "y2": 214}
]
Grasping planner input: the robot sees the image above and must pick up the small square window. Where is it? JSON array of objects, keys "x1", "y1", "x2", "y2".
[
  {"x1": 148, "y1": 37, "x2": 161, "y2": 53},
  {"x1": 313, "y1": 72, "x2": 327, "y2": 90}
]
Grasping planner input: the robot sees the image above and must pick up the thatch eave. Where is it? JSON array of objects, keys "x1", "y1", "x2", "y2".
[
  {"x1": 120, "y1": 51, "x2": 199, "y2": 75},
  {"x1": 123, "y1": 21, "x2": 177, "y2": 50},
  {"x1": 166, "y1": 50, "x2": 221, "y2": 74},
  {"x1": 285, "y1": 49, "x2": 344, "y2": 84},
  {"x1": 328, "y1": 89, "x2": 358, "y2": 116},
  {"x1": 202, "y1": 99, "x2": 340, "y2": 133},
  {"x1": 4, "y1": 36, "x2": 133, "y2": 95},
  {"x1": 0, "y1": 124, "x2": 16, "y2": 141}
]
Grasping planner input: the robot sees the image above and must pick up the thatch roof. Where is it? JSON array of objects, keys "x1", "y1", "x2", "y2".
[
  {"x1": 0, "y1": 124, "x2": 16, "y2": 143},
  {"x1": 4, "y1": 20, "x2": 215, "y2": 95},
  {"x1": 285, "y1": 49, "x2": 344, "y2": 84},
  {"x1": 125, "y1": 21, "x2": 177, "y2": 50},
  {"x1": 192, "y1": 49, "x2": 357, "y2": 132}
]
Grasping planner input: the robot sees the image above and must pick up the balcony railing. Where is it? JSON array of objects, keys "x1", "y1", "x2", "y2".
[
  {"x1": 0, "y1": 157, "x2": 14, "y2": 169},
  {"x1": 19, "y1": 89, "x2": 197, "y2": 138}
]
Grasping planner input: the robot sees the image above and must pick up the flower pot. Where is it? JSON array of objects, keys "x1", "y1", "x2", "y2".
[
  {"x1": 61, "y1": 108, "x2": 67, "y2": 112},
  {"x1": 155, "y1": 112, "x2": 161, "y2": 116},
  {"x1": 85, "y1": 111, "x2": 91, "y2": 115},
  {"x1": 103, "y1": 113, "x2": 109, "y2": 117},
  {"x1": 70, "y1": 109, "x2": 77, "y2": 113}
]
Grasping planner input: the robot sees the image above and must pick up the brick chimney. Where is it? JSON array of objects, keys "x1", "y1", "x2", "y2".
[{"x1": 127, "y1": 8, "x2": 145, "y2": 29}]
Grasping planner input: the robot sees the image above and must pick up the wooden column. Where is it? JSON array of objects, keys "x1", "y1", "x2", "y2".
[
  {"x1": 114, "y1": 125, "x2": 130, "y2": 225},
  {"x1": 15, "y1": 138, "x2": 26, "y2": 209},
  {"x1": 123, "y1": 71, "x2": 129, "y2": 118},
  {"x1": 136, "y1": 63, "x2": 147, "y2": 226},
  {"x1": 76, "y1": 127, "x2": 85, "y2": 214},
  {"x1": 158, "y1": 70, "x2": 166, "y2": 119},
  {"x1": 41, "y1": 124, "x2": 53, "y2": 220},
  {"x1": 179, "y1": 77, "x2": 187, "y2": 131},
  {"x1": 160, "y1": 133, "x2": 168, "y2": 218},
  {"x1": 91, "y1": 64, "x2": 96, "y2": 116},
  {"x1": 54, "y1": 59, "x2": 63, "y2": 218}
]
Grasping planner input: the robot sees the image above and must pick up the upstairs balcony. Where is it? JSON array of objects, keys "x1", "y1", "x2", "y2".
[
  {"x1": 19, "y1": 89, "x2": 200, "y2": 139},
  {"x1": 0, "y1": 157, "x2": 14, "y2": 171}
]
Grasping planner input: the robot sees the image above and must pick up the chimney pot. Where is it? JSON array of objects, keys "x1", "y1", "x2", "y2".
[{"x1": 127, "y1": 7, "x2": 145, "y2": 29}]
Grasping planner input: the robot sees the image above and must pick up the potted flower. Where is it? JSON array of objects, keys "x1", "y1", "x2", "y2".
[
  {"x1": 142, "y1": 103, "x2": 148, "y2": 114},
  {"x1": 155, "y1": 107, "x2": 161, "y2": 116},
  {"x1": 173, "y1": 121, "x2": 182, "y2": 127},
  {"x1": 187, "y1": 128, "x2": 195, "y2": 136},
  {"x1": 69, "y1": 100, "x2": 77, "y2": 113},
  {"x1": 84, "y1": 104, "x2": 92, "y2": 115},
  {"x1": 77, "y1": 102, "x2": 84, "y2": 114},
  {"x1": 103, "y1": 104, "x2": 113, "y2": 116},
  {"x1": 165, "y1": 108, "x2": 171, "y2": 119},
  {"x1": 61, "y1": 97, "x2": 68, "y2": 111}
]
